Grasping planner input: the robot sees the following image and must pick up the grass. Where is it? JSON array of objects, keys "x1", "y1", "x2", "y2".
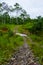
[
  {"x1": 0, "y1": 24, "x2": 24, "y2": 65},
  {"x1": 0, "y1": 24, "x2": 15, "y2": 30},
  {"x1": 0, "y1": 24, "x2": 43, "y2": 65},
  {"x1": 18, "y1": 25, "x2": 43, "y2": 65},
  {"x1": 27, "y1": 34, "x2": 43, "y2": 65}
]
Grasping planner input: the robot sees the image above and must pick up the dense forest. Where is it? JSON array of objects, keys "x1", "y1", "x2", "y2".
[{"x1": 0, "y1": 2, "x2": 43, "y2": 65}]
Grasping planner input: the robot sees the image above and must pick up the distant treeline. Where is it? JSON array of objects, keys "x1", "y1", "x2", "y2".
[
  {"x1": 24, "y1": 16, "x2": 43, "y2": 34},
  {"x1": 0, "y1": 2, "x2": 43, "y2": 34},
  {"x1": 0, "y1": 12, "x2": 30, "y2": 24},
  {"x1": 0, "y1": 12, "x2": 43, "y2": 34}
]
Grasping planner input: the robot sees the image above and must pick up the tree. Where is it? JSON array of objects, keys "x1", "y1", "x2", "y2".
[
  {"x1": 14, "y1": 3, "x2": 22, "y2": 24},
  {"x1": 3, "y1": 12, "x2": 10, "y2": 24},
  {"x1": 0, "y1": 3, "x2": 2, "y2": 7},
  {"x1": 20, "y1": 9, "x2": 30, "y2": 23},
  {"x1": 0, "y1": 3, "x2": 3, "y2": 13}
]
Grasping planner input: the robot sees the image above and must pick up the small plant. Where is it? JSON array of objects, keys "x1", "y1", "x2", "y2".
[
  {"x1": 0, "y1": 30, "x2": 3, "y2": 36},
  {"x1": 8, "y1": 30, "x2": 14, "y2": 37}
]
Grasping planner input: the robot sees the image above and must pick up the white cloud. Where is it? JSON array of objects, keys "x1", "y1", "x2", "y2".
[{"x1": 0, "y1": 0, "x2": 43, "y2": 18}]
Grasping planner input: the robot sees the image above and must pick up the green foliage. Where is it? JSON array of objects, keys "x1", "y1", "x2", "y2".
[
  {"x1": 8, "y1": 30, "x2": 14, "y2": 37},
  {"x1": 0, "y1": 3, "x2": 2, "y2": 7},
  {"x1": 0, "y1": 2, "x2": 30, "y2": 25},
  {"x1": 0, "y1": 2, "x2": 43, "y2": 65},
  {"x1": 24, "y1": 16, "x2": 43, "y2": 34},
  {"x1": 31, "y1": 43, "x2": 43, "y2": 65},
  {"x1": 26, "y1": 33, "x2": 43, "y2": 65},
  {"x1": 0, "y1": 25, "x2": 23, "y2": 65},
  {"x1": 0, "y1": 31, "x2": 3, "y2": 36}
]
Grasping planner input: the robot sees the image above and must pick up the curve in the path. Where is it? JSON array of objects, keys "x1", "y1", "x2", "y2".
[{"x1": 7, "y1": 33, "x2": 40, "y2": 65}]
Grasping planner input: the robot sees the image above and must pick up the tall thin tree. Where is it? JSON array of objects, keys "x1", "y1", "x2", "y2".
[{"x1": 14, "y1": 3, "x2": 22, "y2": 24}]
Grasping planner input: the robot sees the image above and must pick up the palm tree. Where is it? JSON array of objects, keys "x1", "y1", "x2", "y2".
[
  {"x1": 14, "y1": 3, "x2": 22, "y2": 24},
  {"x1": 0, "y1": 3, "x2": 2, "y2": 7},
  {"x1": 0, "y1": 3, "x2": 3, "y2": 12},
  {"x1": 20, "y1": 9, "x2": 29, "y2": 23}
]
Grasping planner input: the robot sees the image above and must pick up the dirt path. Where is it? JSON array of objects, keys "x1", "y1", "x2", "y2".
[{"x1": 6, "y1": 33, "x2": 40, "y2": 65}]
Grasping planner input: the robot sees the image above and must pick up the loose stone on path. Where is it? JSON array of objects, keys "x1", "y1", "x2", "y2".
[
  {"x1": 7, "y1": 43, "x2": 40, "y2": 65},
  {"x1": 7, "y1": 33, "x2": 40, "y2": 65}
]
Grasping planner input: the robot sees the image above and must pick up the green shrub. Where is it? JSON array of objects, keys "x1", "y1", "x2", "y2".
[
  {"x1": 0, "y1": 31, "x2": 3, "y2": 36},
  {"x1": 8, "y1": 30, "x2": 14, "y2": 37}
]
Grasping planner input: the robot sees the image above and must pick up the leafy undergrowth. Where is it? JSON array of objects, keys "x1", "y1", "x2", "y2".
[
  {"x1": 0, "y1": 24, "x2": 43, "y2": 65},
  {"x1": 21, "y1": 23, "x2": 43, "y2": 65},
  {"x1": 0, "y1": 24, "x2": 15, "y2": 31},
  {"x1": 27, "y1": 34, "x2": 43, "y2": 65},
  {"x1": 0, "y1": 24, "x2": 24, "y2": 65},
  {"x1": 18, "y1": 25, "x2": 43, "y2": 65}
]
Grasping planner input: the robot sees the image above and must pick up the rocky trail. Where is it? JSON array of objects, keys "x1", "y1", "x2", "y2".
[{"x1": 6, "y1": 32, "x2": 40, "y2": 65}]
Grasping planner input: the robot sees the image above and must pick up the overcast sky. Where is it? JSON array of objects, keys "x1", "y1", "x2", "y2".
[{"x1": 0, "y1": 0, "x2": 43, "y2": 18}]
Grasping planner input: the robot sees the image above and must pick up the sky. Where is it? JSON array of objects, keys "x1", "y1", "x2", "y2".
[{"x1": 0, "y1": 0, "x2": 43, "y2": 18}]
